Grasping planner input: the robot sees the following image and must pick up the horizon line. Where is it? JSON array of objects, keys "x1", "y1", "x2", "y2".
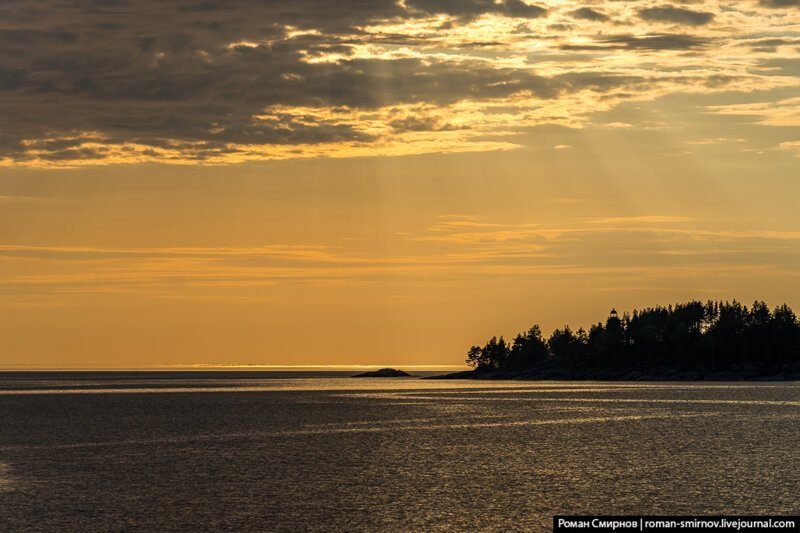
[{"x1": 0, "y1": 364, "x2": 469, "y2": 371}]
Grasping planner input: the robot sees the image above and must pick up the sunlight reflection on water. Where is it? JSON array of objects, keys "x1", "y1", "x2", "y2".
[
  {"x1": 0, "y1": 464, "x2": 11, "y2": 491},
  {"x1": 1, "y1": 377, "x2": 798, "y2": 395},
  {"x1": 0, "y1": 376, "x2": 798, "y2": 530}
]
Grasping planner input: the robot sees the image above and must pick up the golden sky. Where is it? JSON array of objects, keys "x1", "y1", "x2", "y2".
[{"x1": 1, "y1": 0, "x2": 799, "y2": 368}]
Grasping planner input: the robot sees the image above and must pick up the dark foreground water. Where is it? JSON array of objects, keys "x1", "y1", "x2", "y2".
[{"x1": 0, "y1": 373, "x2": 798, "y2": 531}]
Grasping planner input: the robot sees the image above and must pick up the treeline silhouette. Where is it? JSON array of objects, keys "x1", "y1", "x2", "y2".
[{"x1": 465, "y1": 300, "x2": 800, "y2": 378}]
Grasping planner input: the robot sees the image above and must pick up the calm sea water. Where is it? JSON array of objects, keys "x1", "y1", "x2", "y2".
[{"x1": 0, "y1": 373, "x2": 798, "y2": 531}]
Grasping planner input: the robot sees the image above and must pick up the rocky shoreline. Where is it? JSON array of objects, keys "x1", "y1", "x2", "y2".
[{"x1": 429, "y1": 361, "x2": 800, "y2": 381}]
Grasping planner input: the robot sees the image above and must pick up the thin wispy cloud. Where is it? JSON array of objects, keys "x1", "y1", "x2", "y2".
[{"x1": 5, "y1": 215, "x2": 798, "y2": 301}]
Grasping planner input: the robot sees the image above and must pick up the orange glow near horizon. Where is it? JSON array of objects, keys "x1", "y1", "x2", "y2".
[{"x1": 1, "y1": 1, "x2": 799, "y2": 368}]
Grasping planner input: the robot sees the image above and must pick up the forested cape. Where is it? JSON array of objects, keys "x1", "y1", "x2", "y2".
[{"x1": 460, "y1": 300, "x2": 800, "y2": 380}]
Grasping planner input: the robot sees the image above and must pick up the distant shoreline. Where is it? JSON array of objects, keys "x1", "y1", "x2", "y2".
[
  {"x1": 430, "y1": 364, "x2": 800, "y2": 382},
  {"x1": 0, "y1": 370, "x2": 452, "y2": 381}
]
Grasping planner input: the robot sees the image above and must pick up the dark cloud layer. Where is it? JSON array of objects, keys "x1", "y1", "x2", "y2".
[
  {"x1": 0, "y1": 0, "x2": 652, "y2": 163},
  {"x1": 0, "y1": 0, "x2": 794, "y2": 164},
  {"x1": 560, "y1": 34, "x2": 709, "y2": 51},
  {"x1": 759, "y1": 0, "x2": 800, "y2": 6},
  {"x1": 568, "y1": 7, "x2": 610, "y2": 22},
  {"x1": 406, "y1": 0, "x2": 547, "y2": 19},
  {"x1": 638, "y1": 5, "x2": 715, "y2": 26}
]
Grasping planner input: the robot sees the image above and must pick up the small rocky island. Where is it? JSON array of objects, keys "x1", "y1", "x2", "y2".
[
  {"x1": 352, "y1": 368, "x2": 413, "y2": 378},
  {"x1": 437, "y1": 299, "x2": 800, "y2": 381}
]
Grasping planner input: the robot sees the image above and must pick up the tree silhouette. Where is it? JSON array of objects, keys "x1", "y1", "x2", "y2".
[
  {"x1": 464, "y1": 300, "x2": 800, "y2": 377},
  {"x1": 508, "y1": 326, "x2": 549, "y2": 369}
]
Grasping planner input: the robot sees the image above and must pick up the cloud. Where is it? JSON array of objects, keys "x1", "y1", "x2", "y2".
[
  {"x1": 0, "y1": 195, "x2": 45, "y2": 202},
  {"x1": 0, "y1": 0, "x2": 797, "y2": 165},
  {"x1": 779, "y1": 140, "x2": 800, "y2": 154},
  {"x1": 705, "y1": 97, "x2": 800, "y2": 126},
  {"x1": 585, "y1": 216, "x2": 694, "y2": 225},
  {"x1": 758, "y1": 0, "x2": 800, "y2": 7},
  {"x1": 737, "y1": 37, "x2": 800, "y2": 53},
  {"x1": 638, "y1": 6, "x2": 715, "y2": 26},
  {"x1": 560, "y1": 34, "x2": 710, "y2": 51},
  {"x1": 405, "y1": 0, "x2": 547, "y2": 19},
  {"x1": 568, "y1": 7, "x2": 610, "y2": 22},
  {"x1": 3, "y1": 216, "x2": 800, "y2": 299}
]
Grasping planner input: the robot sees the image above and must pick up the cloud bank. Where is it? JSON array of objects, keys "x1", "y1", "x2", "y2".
[{"x1": 0, "y1": 0, "x2": 799, "y2": 166}]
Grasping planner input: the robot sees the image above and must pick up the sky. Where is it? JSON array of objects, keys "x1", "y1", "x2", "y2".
[{"x1": 1, "y1": 0, "x2": 799, "y2": 369}]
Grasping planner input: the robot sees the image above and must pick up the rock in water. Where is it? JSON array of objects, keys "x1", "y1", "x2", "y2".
[{"x1": 352, "y1": 368, "x2": 412, "y2": 378}]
